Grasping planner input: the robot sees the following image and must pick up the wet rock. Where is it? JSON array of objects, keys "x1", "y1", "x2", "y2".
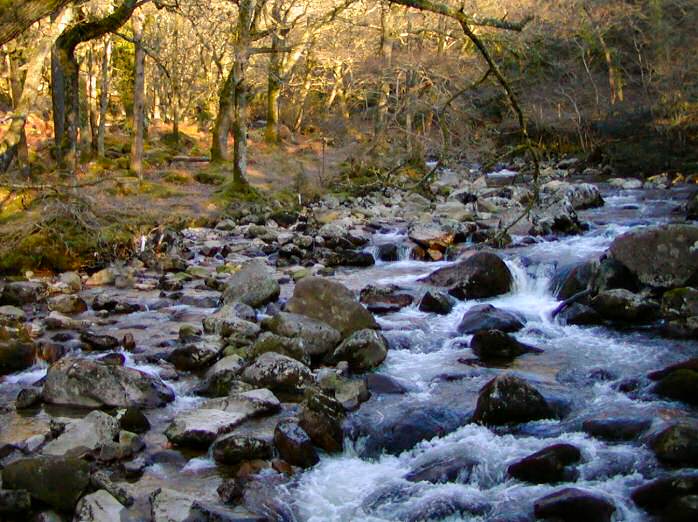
[
  {"x1": 47, "y1": 294, "x2": 87, "y2": 315},
  {"x1": 85, "y1": 268, "x2": 116, "y2": 286},
  {"x1": 650, "y1": 423, "x2": 698, "y2": 467},
  {"x1": 74, "y1": 490, "x2": 125, "y2": 522},
  {"x1": 325, "y1": 249, "x2": 375, "y2": 267},
  {"x1": 405, "y1": 447, "x2": 476, "y2": 484},
  {"x1": 609, "y1": 224, "x2": 698, "y2": 289},
  {"x1": 418, "y1": 291, "x2": 455, "y2": 315},
  {"x1": 2, "y1": 456, "x2": 90, "y2": 511},
  {"x1": 0, "y1": 304, "x2": 26, "y2": 324},
  {"x1": 472, "y1": 374, "x2": 555, "y2": 425},
  {"x1": 242, "y1": 352, "x2": 313, "y2": 394},
  {"x1": 42, "y1": 357, "x2": 174, "y2": 408},
  {"x1": 366, "y1": 374, "x2": 408, "y2": 394},
  {"x1": 662, "y1": 287, "x2": 698, "y2": 319},
  {"x1": 652, "y1": 368, "x2": 698, "y2": 406},
  {"x1": 0, "y1": 489, "x2": 31, "y2": 516},
  {"x1": 591, "y1": 289, "x2": 659, "y2": 322},
  {"x1": 632, "y1": 474, "x2": 698, "y2": 520},
  {"x1": 592, "y1": 257, "x2": 639, "y2": 293},
  {"x1": 330, "y1": 328, "x2": 388, "y2": 372},
  {"x1": 457, "y1": 304, "x2": 524, "y2": 334},
  {"x1": 202, "y1": 305, "x2": 260, "y2": 339},
  {"x1": 166, "y1": 389, "x2": 280, "y2": 447},
  {"x1": 286, "y1": 276, "x2": 379, "y2": 337},
  {"x1": 299, "y1": 389, "x2": 345, "y2": 453},
  {"x1": 44, "y1": 311, "x2": 90, "y2": 330},
  {"x1": 557, "y1": 303, "x2": 603, "y2": 325},
  {"x1": 149, "y1": 488, "x2": 197, "y2": 522},
  {"x1": 408, "y1": 224, "x2": 455, "y2": 252},
  {"x1": 118, "y1": 407, "x2": 150, "y2": 434},
  {"x1": 420, "y1": 252, "x2": 513, "y2": 299},
  {"x1": 198, "y1": 354, "x2": 246, "y2": 397},
  {"x1": 0, "y1": 337, "x2": 35, "y2": 376},
  {"x1": 550, "y1": 261, "x2": 595, "y2": 300},
  {"x1": 377, "y1": 243, "x2": 400, "y2": 262},
  {"x1": 507, "y1": 444, "x2": 581, "y2": 484},
  {"x1": 262, "y1": 312, "x2": 341, "y2": 357},
  {"x1": 168, "y1": 335, "x2": 221, "y2": 371},
  {"x1": 212, "y1": 434, "x2": 273, "y2": 464},
  {"x1": 687, "y1": 192, "x2": 698, "y2": 220},
  {"x1": 582, "y1": 417, "x2": 652, "y2": 441},
  {"x1": 0, "y1": 281, "x2": 46, "y2": 305},
  {"x1": 360, "y1": 284, "x2": 413, "y2": 314},
  {"x1": 58, "y1": 271, "x2": 82, "y2": 293},
  {"x1": 273, "y1": 419, "x2": 319, "y2": 468},
  {"x1": 470, "y1": 330, "x2": 542, "y2": 362},
  {"x1": 217, "y1": 478, "x2": 244, "y2": 504},
  {"x1": 222, "y1": 259, "x2": 280, "y2": 308},
  {"x1": 16, "y1": 387, "x2": 42, "y2": 409},
  {"x1": 534, "y1": 487, "x2": 615, "y2": 522},
  {"x1": 333, "y1": 377, "x2": 370, "y2": 411},
  {"x1": 79, "y1": 331, "x2": 120, "y2": 351},
  {"x1": 42, "y1": 410, "x2": 119, "y2": 457},
  {"x1": 403, "y1": 494, "x2": 486, "y2": 522},
  {"x1": 250, "y1": 332, "x2": 308, "y2": 365},
  {"x1": 92, "y1": 295, "x2": 141, "y2": 314}
]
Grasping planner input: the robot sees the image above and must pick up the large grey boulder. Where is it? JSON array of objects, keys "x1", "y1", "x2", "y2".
[
  {"x1": 202, "y1": 304, "x2": 259, "y2": 339},
  {"x1": 420, "y1": 252, "x2": 513, "y2": 299},
  {"x1": 42, "y1": 357, "x2": 174, "y2": 409},
  {"x1": 286, "y1": 277, "x2": 378, "y2": 338},
  {"x1": 241, "y1": 352, "x2": 314, "y2": 393},
  {"x1": 609, "y1": 225, "x2": 698, "y2": 289},
  {"x1": 74, "y1": 490, "x2": 125, "y2": 522},
  {"x1": 42, "y1": 411, "x2": 119, "y2": 457},
  {"x1": 331, "y1": 329, "x2": 388, "y2": 372},
  {"x1": 262, "y1": 312, "x2": 341, "y2": 357},
  {"x1": 222, "y1": 259, "x2": 280, "y2": 307}
]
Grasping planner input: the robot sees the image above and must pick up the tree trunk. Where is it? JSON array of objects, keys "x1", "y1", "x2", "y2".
[
  {"x1": 97, "y1": 36, "x2": 112, "y2": 158},
  {"x1": 265, "y1": 50, "x2": 282, "y2": 144},
  {"x1": 232, "y1": 64, "x2": 249, "y2": 185},
  {"x1": 0, "y1": 0, "x2": 74, "y2": 47},
  {"x1": 211, "y1": 68, "x2": 235, "y2": 162},
  {"x1": 130, "y1": 10, "x2": 146, "y2": 180},
  {"x1": 292, "y1": 61, "x2": 313, "y2": 132},
  {"x1": 375, "y1": 1, "x2": 395, "y2": 139},
  {"x1": 87, "y1": 45, "x2": 98, "y2": 151},
  {"x1": 6, "y1": 51, "x2": 29, "y2": 169}
]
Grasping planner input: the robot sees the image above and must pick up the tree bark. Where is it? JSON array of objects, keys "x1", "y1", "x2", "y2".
[
  {"x1": 265, "y1": 44, "x2": 282, "y2": 144},
  {"x1": 211, "y1": 68, "x2": 234, "y2": 162},
  {"x1": 97, "y1": 36, "x2": 111, "y2": 157},
  {"x1": 130, "y1": 9, "x2": 146, "y2": 180},
  {"x1": 6, "y1": 50, "x2": 29, "y2": 168},
  {"x1": 0, "y1": 0, "x2": 75, "y2": 47},
  {"x1": 0, "y1": 7, "x2": 72, "y2": 172}
]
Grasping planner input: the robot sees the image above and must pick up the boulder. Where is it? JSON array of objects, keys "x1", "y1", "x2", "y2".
[
  {"x1": 0, "y1": 281, "x2": 46, "y2": 305},
  {"x1": 0, "y1": 337, "x2": 35, "y2": 376},
  {"x1": 556, "y1": 303, "x2": 603, "y2": 326},
  {"x1": 168, "y1": 336, "x2": 221, "y2": 371},
  {"x1": 286, "y1": 277, "x2": 379, "y2": 337},
  {"x1": 16, "y1": 387, "x2": 42, "y2": 409},
  {"x1": 202, "y1": 305, "x2": 260, "y2": 339},
  {"x1": 42, "y1": 357, "x2": 174, "y2": 409},
  {"x1": 79, "y1": 331, "x2": 120, "y2": 351},
  {"x1": 662, "y1": 288, "x2": 698, "y2": 319},
  {"x1": 0, "y1": 305, "x2": 26, "y2": 324},
  {"x1": 42, "y1": 410, "x2": 119, "y2": 457},
  {"x1": 591, "y1": 289, "x2": 658, "y2": 322},
  {"x1": 418, "y1": 291, "x2": 455, "y2": 315},
  {"x1": 249, "y1": 332, "x2": 308, "y2": 365},
  {"x1": 273, "y1": 419, "x2": 319, "y2": 468},
  {"x1": 652, "y1": 368, "x2": 698, "y2": 406},
  {"x1": 74, "y1": 490, "x2": 125, "y2": 522},
  {"x1": 211, "y1": 434, "x2": 273, "y2": 464},
  {"x1": 550, "y1": 261, "x2": 595, "y2": 300},
  {"x1": 582, "y1": 417, "x2": 652, "y2": 441},
  {"x1": 650, "y1": 423, "x2": 698, "y2": 467},
  {"x1": 632, "y1": 474, "x2": 698, "y2": 520},
  {"x1": 262, "y1": 312, "x2": 341, "y2": 357},
  {"x1": 470, "y1": 330, "x2": 542, "y2": 362},
  {"x1": 331, "y1": 329, "x2": 388, "y2": 372},
  {"x1": 222, "y1": 259, "x2": 280, "y2": 307},
  {"x1": 324, "y1": 249, "x2": 375, "y2": 268},
  {"x1": 377, "y1": 244, "x2": 400, "y2": 262},
  {"x1": 507, "y1": 444, "x2": 581, "y2": 484},
  {"x1": 47, "y1": 294, "x2": 87, "y2": 315},
  {"x1": 299, "y1": 389, "x2": 345, "y2": 453},
  {"x1": 2, "y1": 456, "x2": 90, "y2": 511},
  {"x1": 360, "y1": 285, "x2": 413, "y2": 314},
  {"x1": 457, "y1": 304, "x2": 524, "y2": 334},
  {"x1": 534, "y1": 488, "x2": 615, "y2": 522},
  {"x1": 241, "y1": 352, "x2": 313, "y2": 394},
  {"x1": 92, "y1": 294, "x2": 141, "y2": 314},
  {"x1": 165, "y1": 389, "x2": 280, "y2": 448},
  {"x1": 408, "y1": 224, "x2": 455, "y2": 252},
  {"x1": 472, "y1": 374, "x2": 555, "y2": 425},
  {"x1": 405, "y1": 447, "x2": 476, "y2": 484},
  {"x1": 420, "y1": 252, "x2": 513, "y2": 299},
  {"x1": 592, "y1": 258, "x2": 639, "y2": 293},
  {"x1": 198, "y1": 355, "x2": 245, "y2": 397},
  {"x1": 0, "y1": 489, "x2": 31, "y2": 516},
  {"x1": 687, "y1": 191, "x2": 698, "y2": 220},
  {"x1": 119, "y1": 407, "x2": 150, "y2": 434},
  {"x1": 608, "y1": 225, "x2": 698, "y2": 289}
]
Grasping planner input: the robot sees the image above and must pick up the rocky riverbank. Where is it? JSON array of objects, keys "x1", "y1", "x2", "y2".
[{"x1": 0, "y1": 162, "x2": 696, "y2": 521}]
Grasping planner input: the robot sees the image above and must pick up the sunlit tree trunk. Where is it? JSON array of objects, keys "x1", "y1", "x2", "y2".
[
  {"x1": 130, "y1": 10, "x2": 146, "y2": 180},
  {"x1": 6, "y1": 50, "x2": 29, "y2": 168},
  {"x1": 97, "y1": 36, "x2": 112, "y2": 158}
]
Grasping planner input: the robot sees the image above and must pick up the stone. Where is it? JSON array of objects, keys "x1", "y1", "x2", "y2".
[
  {"x1": 325, "y1": 249, "x2": 375, "y2": 268},
  {"x1": 366, "y1": 374, "x2": 408, "y2": 394},
  {"x1": 0, "y1": 281, "x2": 46, "y2": 305},
  {"x1": 377, "y1": 243, "x2": 400, "y2": 262},
  {"x1": 150, "y1": 488, "x2": 196, "y2": 522},
  {"x1": 592, "y1": 258, "x2": 639, "y2": 293},
  {"x1": 16, "y1": 387, "x2": 42, "y2": 409},
  {"x1": 222, "y1": 259, "x2": 280, "y2": 307},
  {"x1": 420, "y1": 252, "x2": 513, "y2": 299},
  {"x1": 582, "y1": 417, "x2": 651, "y2": 441},
  {"x1": 507, "y1": 444, "x2": 581, "y2": 484},
  {"x1": 286, "y1": 277, "x2": 379, "y2": 337},
  {"x1": 211, "y1": 434, "x2": 273, "y2": 464},
  {"x1": 652, "y1": 369, "x2": 698, "y2": 406},
  {"x1": 74, "y1": 490, "x2": 125, "y2": 522},
  {"x1": 360, "y1": 284, "x2": 413, "y2": 314},
  {"x1": 202, "y1": 305, "x2": 260, "y2": 339},
  {"x1": 662, "y1": 287, "x2": 698, "y2": 319},
  {"x1": 42, "y1": 357, "x2": 174, "y2": 409},
  {"x1": 650, "y1": 423, "x2": 698, "y2": 467},
  {"x1": 608, "y1": 224, "x2": 698, "y2": 289},
  {"x1": 408, "y1": 224, "x2": 455, "y2": 252},
  {"x1": 250, "y1": 332, "x2": 308, "y2": 364},
  {"x1": 632, "y1": 474, "x2": 698, "y2": 518},
  {"x1": 42, "y1": 410, "x2": 119, "y2": 457},
  {"x1": 0, "y1": 305, "x2": 26, "y2": 324},
  {"x1": 168, "y1": 336, "x2": 221, "y2": 371},
  {"x1": 418, "y1": 291, "x2": 455, "y2": 315},
  {"x1": 557, "y1": 303, "x2": 603, "y2": 325},
  {"x1": 331, "y1": 329, "x2": 388, "y2": 372},
  {"x1": 299, "y1": 389, "x2": 345, "y2": 453},
  {"x1": 44, "y1": 311, "x2": 90, "y2": 330},
  {"x1": 198, "y1": 354, "x2": 246, "y2": 397},
  {"x1": 119, "y1": 407, "x2": 150, "y2": 434},
  {"x1": 405, "y1": 447, "x2": 476, "y2": 484},
  {"x1": 457, "y1": 304, "x2": 524, "y2": 334},
  {"x1": 79, "y1": 331, "x2": 120, "y2": 351},
  {"x1": 59, "y1": 271, "x2": 82, "y2": 293},
  {"x1": 241, "y1": 352, "x2": 313, "y2": 394},
  {"x1": 591, "y1": 289, "x2": 658, "y2": 322},
  {"x1": 165, "y1": 389, "x2": 280, "y2": 447},
  {"x1": 534, "y1": 488, "x2": 615, "y2": 522},
  {"x1": 85, "y1": 268, "x2": 115, "y2": 287},
  {"x1": 0, "y1": 489, "x2": 32, "y2": 516},
  {"x1": 262, "y1": 312, "x2": 341, "y2": 357},
  {"x1": 92, "y1": 294, "x2": 141, "y2": 314},
  {"x1": 550, "y1": 261, "x2": 595, "y2": 300},
  {"x1": 274, "y1": 419, "x2": 319, "y2": 468},
  {"x1": 470, "y1": 330, "x2": 542, "y2": 362},
  {"x1": 2, "y1": 456, "x2": 90, "y2": 511},
  {"x1": 472, "y1": 374, "x2": 555, "y2": 425},
  {"x1": 0, "y1": 337, "x2": 35, "y2": 376},
  {"x1": 47, "y1": 294, "x2": 87, "y2": 315}
]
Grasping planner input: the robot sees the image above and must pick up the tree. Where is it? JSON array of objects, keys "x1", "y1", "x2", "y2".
[
  {"x1": 0, "y1": 0, "x2": 75, "y2": 47},
  {"x1": 130, "y1": 8, "x2": 146, "y2": 179}
]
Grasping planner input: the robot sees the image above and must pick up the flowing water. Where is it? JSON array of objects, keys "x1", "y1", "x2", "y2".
[{"x1": 0, "y1": 183, "x2": 696, "y2": 521}]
